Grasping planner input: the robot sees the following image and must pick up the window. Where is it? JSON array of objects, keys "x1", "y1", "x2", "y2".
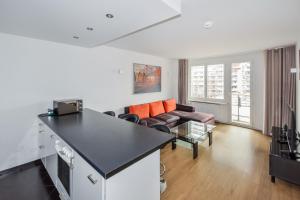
[
  {"x1": 191, "y1": 66, "x2": 205, "y2": 98},
  {"x1": 206, "y1": 64, "x2": 224, "y2": 99},
  {"x1": 231, "y1": 62, "x2": 251, "y2": 124},
  {"x1": 190, "y1": 64, "x2": 224, "y2": 101}
]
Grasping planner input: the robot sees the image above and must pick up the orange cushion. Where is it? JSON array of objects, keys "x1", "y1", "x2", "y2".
[
  {"x1": 163, "y1": 99, "x2": 176, "y2": 112},
  {"x1": 129, "y1": 104, "x2": 150, "y2": 119},
  {"x1": 149, "y1": 101, "x2": 165, "y2": 117}
]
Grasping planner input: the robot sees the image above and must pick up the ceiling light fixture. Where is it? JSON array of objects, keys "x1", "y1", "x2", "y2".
[
  {"x1": 73, "y1": 36, "x2": 80, "y2": 39},
  {"x1": 203, "y1": 21, "x2": 214, "y2": 29},
  {"x1": 86, "y1": 27, "x2": 94, "y2": 31},
  {"x1": 106, "y1": 13, "x2": 114, "y2": 19}
]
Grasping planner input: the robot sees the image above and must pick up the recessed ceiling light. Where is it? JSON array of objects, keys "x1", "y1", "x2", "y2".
[
  {"x1": 86, "y1": 27, "x2": 94, "y2": 31},
  {"x1": 73, "y1": 36, "x2": 79, "y2": 39},
  {"x1": 106, "y1": 13, "x2": 114, "y2": 19},
  {"x1": 203, "y1": 21, "x2": 214, "y2": 29}
]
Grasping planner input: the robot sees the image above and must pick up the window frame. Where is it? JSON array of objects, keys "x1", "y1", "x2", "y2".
[{"x1": 188, "y1": 63, "x2": 225, "y2": 103}]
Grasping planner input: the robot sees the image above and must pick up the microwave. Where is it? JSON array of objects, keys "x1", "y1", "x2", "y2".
[{"x1": 53, "y1": 99, "x2": 83, "y2": 116}]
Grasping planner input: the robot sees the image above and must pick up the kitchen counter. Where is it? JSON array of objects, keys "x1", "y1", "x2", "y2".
[{"x1": 38, "y1": 108, "x2": 174, "y2": 179}]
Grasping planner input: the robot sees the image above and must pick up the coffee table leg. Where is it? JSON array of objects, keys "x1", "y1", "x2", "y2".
[
  {"x1": 271, "y1": 176, "x2": 275, "y2": 183},
  {"x1": 208, "y1": 131, "x2": 212, "y2": 146},
  {"x1": 172, "y1": 139, "x2": 177, "y2": 150},
  {"x1": 193, "y1": 142, "x2": 198, "y2": 159}
]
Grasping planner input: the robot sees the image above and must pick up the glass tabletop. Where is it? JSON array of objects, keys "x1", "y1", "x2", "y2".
[{"x1": 171, "y1": 121, "x2": 216, "y2": 143}]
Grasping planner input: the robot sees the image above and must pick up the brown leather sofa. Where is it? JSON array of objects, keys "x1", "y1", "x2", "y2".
[{"x1": 124, "y1": 103, "x2": 215, "y2": 128}]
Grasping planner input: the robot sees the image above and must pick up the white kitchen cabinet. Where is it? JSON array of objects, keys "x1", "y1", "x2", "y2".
[
  {"x1": 38, "y1": 121, "x2": 47, "y2": 167},
  {"x1": 105, "y1": 151, "x2": 160, "y2": 200},
  {"x1": 43, "y1": 125, "x2": 56, "y2": 157},
  {"x1": 41, "y1": 157, "x2": 46, "y2": 168},
  {"x1": 72, "y1": 150, "x2": 160, "y2": 200},
  {"x1": 45, "y1": 154, "x2": 57, "y2": 185},
  {"x1": 38, "y1": 119, "x2": 161, "y2": 200},
  {"x1": 45, "y1": 130, "x2": 57, "y2": 185},
  {"x1": 72, "y1": 151, "x2": 104, "y2": 200},
  {"x1": 38, "y1": 119, "x2": 56, "y2": 158},
  {"x1": 38, "y1": 119, "x2": 57, "y2": 183}
]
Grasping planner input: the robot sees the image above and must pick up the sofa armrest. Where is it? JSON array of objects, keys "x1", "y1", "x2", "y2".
[
  {"x1": 138, "y1": 120, "x2": 148, "y2": 126},
  {"x1": 176, "y1": 104, "x2": 195, "y2": 112},
  {"x1": 118, "y1": 113, "x2": 127, "y2": 118},
  {"x1": 119, "y1": 113, "x2": 148, "y2": 126}
]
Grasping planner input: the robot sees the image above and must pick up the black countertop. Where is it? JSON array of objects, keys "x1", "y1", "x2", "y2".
[{"x1": 38, "y1": 108, "x2": 174, "y2": 179}]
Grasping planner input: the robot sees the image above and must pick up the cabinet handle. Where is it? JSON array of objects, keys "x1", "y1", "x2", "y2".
[
  {"x1": 39, "y1": 145, "x2": 45, "y2": 149},
  {"x1": 39, "y1": 130, "x2": 45, "y2": 133},
  {"x1": 50, "y1": 135, "x2": 55, "y2": 139},
  {"x1": 87, "y1": 174, "x2": 98, "y2": 184}
]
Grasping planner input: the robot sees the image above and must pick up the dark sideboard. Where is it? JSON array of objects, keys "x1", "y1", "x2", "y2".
[{"x1": 269, "y1": 127, "x2": 300, "y2": 185}]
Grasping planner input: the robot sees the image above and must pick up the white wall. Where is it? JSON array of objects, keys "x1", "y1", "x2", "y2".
[
  {"x1": 189, "y1": 51, "x2": 265, "y2": 131},
  {"x1": 0, "y1": 33, "x2": 177, "y2": 171}
]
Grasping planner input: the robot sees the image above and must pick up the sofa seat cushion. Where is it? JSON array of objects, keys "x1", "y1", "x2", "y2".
[
  {"x1": 170, "y1": 110, "x2": 215, "y2": 124},
  {"x1": 139, "y1": 118, "x2": 166, "y2": 127},
  {"x1": 154, "y1": 113, "x2": 180, "y2": 123},
  {"x1": 169, "y1": 110, "x2": 193, "y2": 118},
  {"x1": 200, "y1": 114, "x2": 215, "y2": 124}
]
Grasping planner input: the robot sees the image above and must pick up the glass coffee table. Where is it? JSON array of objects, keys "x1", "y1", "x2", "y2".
[{"x1": 170, "y1": 121, "x2": 216, "y2": 159}]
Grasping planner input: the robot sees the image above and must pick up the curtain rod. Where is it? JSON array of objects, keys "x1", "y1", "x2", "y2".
[{"x1": 266, "y1": 43, "x2": 296, "y2": 50}]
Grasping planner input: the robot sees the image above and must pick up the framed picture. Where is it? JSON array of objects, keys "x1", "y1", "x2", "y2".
[{"x1": 133, "y1": 63, "x2": 161, "y2": 94}]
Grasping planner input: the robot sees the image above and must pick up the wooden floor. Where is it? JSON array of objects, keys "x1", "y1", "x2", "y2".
[{"x1": 161, "y1": 124, "x2": 300, "y2": 200}]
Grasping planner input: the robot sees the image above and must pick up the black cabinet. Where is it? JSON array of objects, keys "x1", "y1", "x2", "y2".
[{"x1": 269, "y1": 127, "x2": 300, "y2": 185}]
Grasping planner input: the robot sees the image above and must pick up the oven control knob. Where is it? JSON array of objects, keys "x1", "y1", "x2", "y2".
[{"x1": 62, "y1": 147, "x2": 71, "y2": 158}]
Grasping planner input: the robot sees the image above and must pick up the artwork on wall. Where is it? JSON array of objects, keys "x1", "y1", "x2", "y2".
[{"x1": 133, "y1": 63, "x2": 161, "y2": 94}]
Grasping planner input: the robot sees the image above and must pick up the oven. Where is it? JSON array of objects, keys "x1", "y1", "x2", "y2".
[{"x1": 55, "y1": 139, "x2": 74, "y2": 200}]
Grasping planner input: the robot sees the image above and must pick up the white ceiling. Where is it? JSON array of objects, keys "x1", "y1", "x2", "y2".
[
  {"x1": 108, "y1": 0, "x2": 300, "y2": 59},
  {"x1": 0, "y1": 0, "x2": 180, "y2": 47}
]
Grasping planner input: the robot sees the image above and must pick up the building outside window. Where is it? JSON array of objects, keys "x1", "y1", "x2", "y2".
[{"x1": 190, "y1": 64, "x2": 225, "y2": 101}]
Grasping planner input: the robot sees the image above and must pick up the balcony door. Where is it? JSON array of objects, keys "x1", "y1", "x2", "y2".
[{"x1": 231, "y1": 62, "x2": 251, "y2": 125}]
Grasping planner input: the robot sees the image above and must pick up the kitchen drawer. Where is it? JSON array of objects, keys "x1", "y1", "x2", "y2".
[
  {"x1": 38, "y1": 120, "x2": 57, "y2": 158},
  {"x1": 38, "y1": 121, "x2": 47, "y2": 159}
]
